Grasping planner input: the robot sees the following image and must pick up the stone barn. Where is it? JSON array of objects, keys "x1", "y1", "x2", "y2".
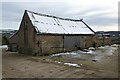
[{"x1": 9, "y1": 10, "x2": 95, "y2": 56}]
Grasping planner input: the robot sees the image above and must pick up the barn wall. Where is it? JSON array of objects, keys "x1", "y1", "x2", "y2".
[
  {"x1": 34, "y1": 34, "x2": 95, "y2": 55},
  {"x1": 35, "y1": 35, "x2": 64, "y2": 55}
]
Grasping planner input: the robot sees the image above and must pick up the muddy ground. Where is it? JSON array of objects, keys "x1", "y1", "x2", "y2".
[{"x1": 2, "y1": 45, "x2": 119, "y2": 78}]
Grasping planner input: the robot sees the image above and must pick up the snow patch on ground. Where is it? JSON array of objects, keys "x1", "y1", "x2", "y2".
[
  {"x1": 51, "y1": 44, "x2": 118, "y2": 62},
  {"x1": 51, "y1": 49, "x2": 95, "y2": 58},
  {"x1": 111, "y1": 44, "x2": 119, "y2": 47},
  {"x1": 77, "y1": 49, "x2": 95, "y2": 54},
  {"x1": 94, "y1": 55, "x2": 104, "y2": 61},
  {"x1": 51, "y1": 52, "x2": 80, "y2": 58},
  {"x1": 64, "y1": 63, "x2": 81, "y2": 67},
  {"x1": 51, "y1": 52, "x2": 77, "y2": 57},
  {"x1": 89, "y1": 47, "x2": 95, "y2": 50},
  {"x1": 0, "y1": 45, "x2": 8, "y2": 49},
  {"x1": 55, "y1": 61, "x2": 81, "y2": 68}
]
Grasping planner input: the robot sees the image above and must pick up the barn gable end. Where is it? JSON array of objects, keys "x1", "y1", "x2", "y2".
[{"x1": 9, "y1": 10, "x2": 37, "y2": 54}]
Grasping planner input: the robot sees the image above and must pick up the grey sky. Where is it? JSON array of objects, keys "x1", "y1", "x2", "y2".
[{"x1": 1, "y1": 0, "x2": 119, "y2": 31}]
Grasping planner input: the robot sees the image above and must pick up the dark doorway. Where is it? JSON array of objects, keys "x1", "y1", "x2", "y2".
[{"x1": 64, "y1": 35, "x2": 82, "y2": 51}]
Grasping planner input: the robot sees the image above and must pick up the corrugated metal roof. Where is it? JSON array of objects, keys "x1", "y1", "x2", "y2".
[{"x1": 27, "y1": 10, "x2": 94, "y2": 34}]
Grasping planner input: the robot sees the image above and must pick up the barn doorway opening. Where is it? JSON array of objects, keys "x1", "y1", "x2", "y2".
[
  {"x1": 64, "y1": 36, "x2": 82, "y2": 51},
  {"x1": 9, "y1": 43, "x2": 18, "y2": 52}
]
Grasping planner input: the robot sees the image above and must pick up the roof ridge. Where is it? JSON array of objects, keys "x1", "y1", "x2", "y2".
[{"x1": 26, "y1": 10, "x2": 83, "y2": 22}]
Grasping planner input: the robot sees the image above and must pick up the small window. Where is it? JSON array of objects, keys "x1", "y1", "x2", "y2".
[
  {"x1": 37, "y1": 41, "x2": 39, "y2": 47},
  {"x1": 25, "y1": 21, "x2": 28, "y2": 25}
]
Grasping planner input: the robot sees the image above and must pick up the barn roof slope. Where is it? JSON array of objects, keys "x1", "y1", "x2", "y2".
[{"x1": 26, "y1": 10, "x2": 94, "y2": 35}]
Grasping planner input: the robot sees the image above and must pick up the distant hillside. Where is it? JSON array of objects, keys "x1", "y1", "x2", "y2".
[
  {"x1": 95, "y1": 31, "x2": 120, "y2": 35},
  {"x1": 0, "y1": 29, "x2": 18, "y2": 38},
  {"x1": 96, "y1": 31, "x2": 120, "y2": 44}
]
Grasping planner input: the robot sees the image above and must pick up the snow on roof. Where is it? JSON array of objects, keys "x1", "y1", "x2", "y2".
[{"x1": 27, "y1": 10, "x2": 94, "y2": 34}]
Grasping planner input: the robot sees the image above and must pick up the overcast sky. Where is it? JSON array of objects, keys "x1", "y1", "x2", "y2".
[{"x1": 0, "y1": 0, "x2": 119, "y2": 31}]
